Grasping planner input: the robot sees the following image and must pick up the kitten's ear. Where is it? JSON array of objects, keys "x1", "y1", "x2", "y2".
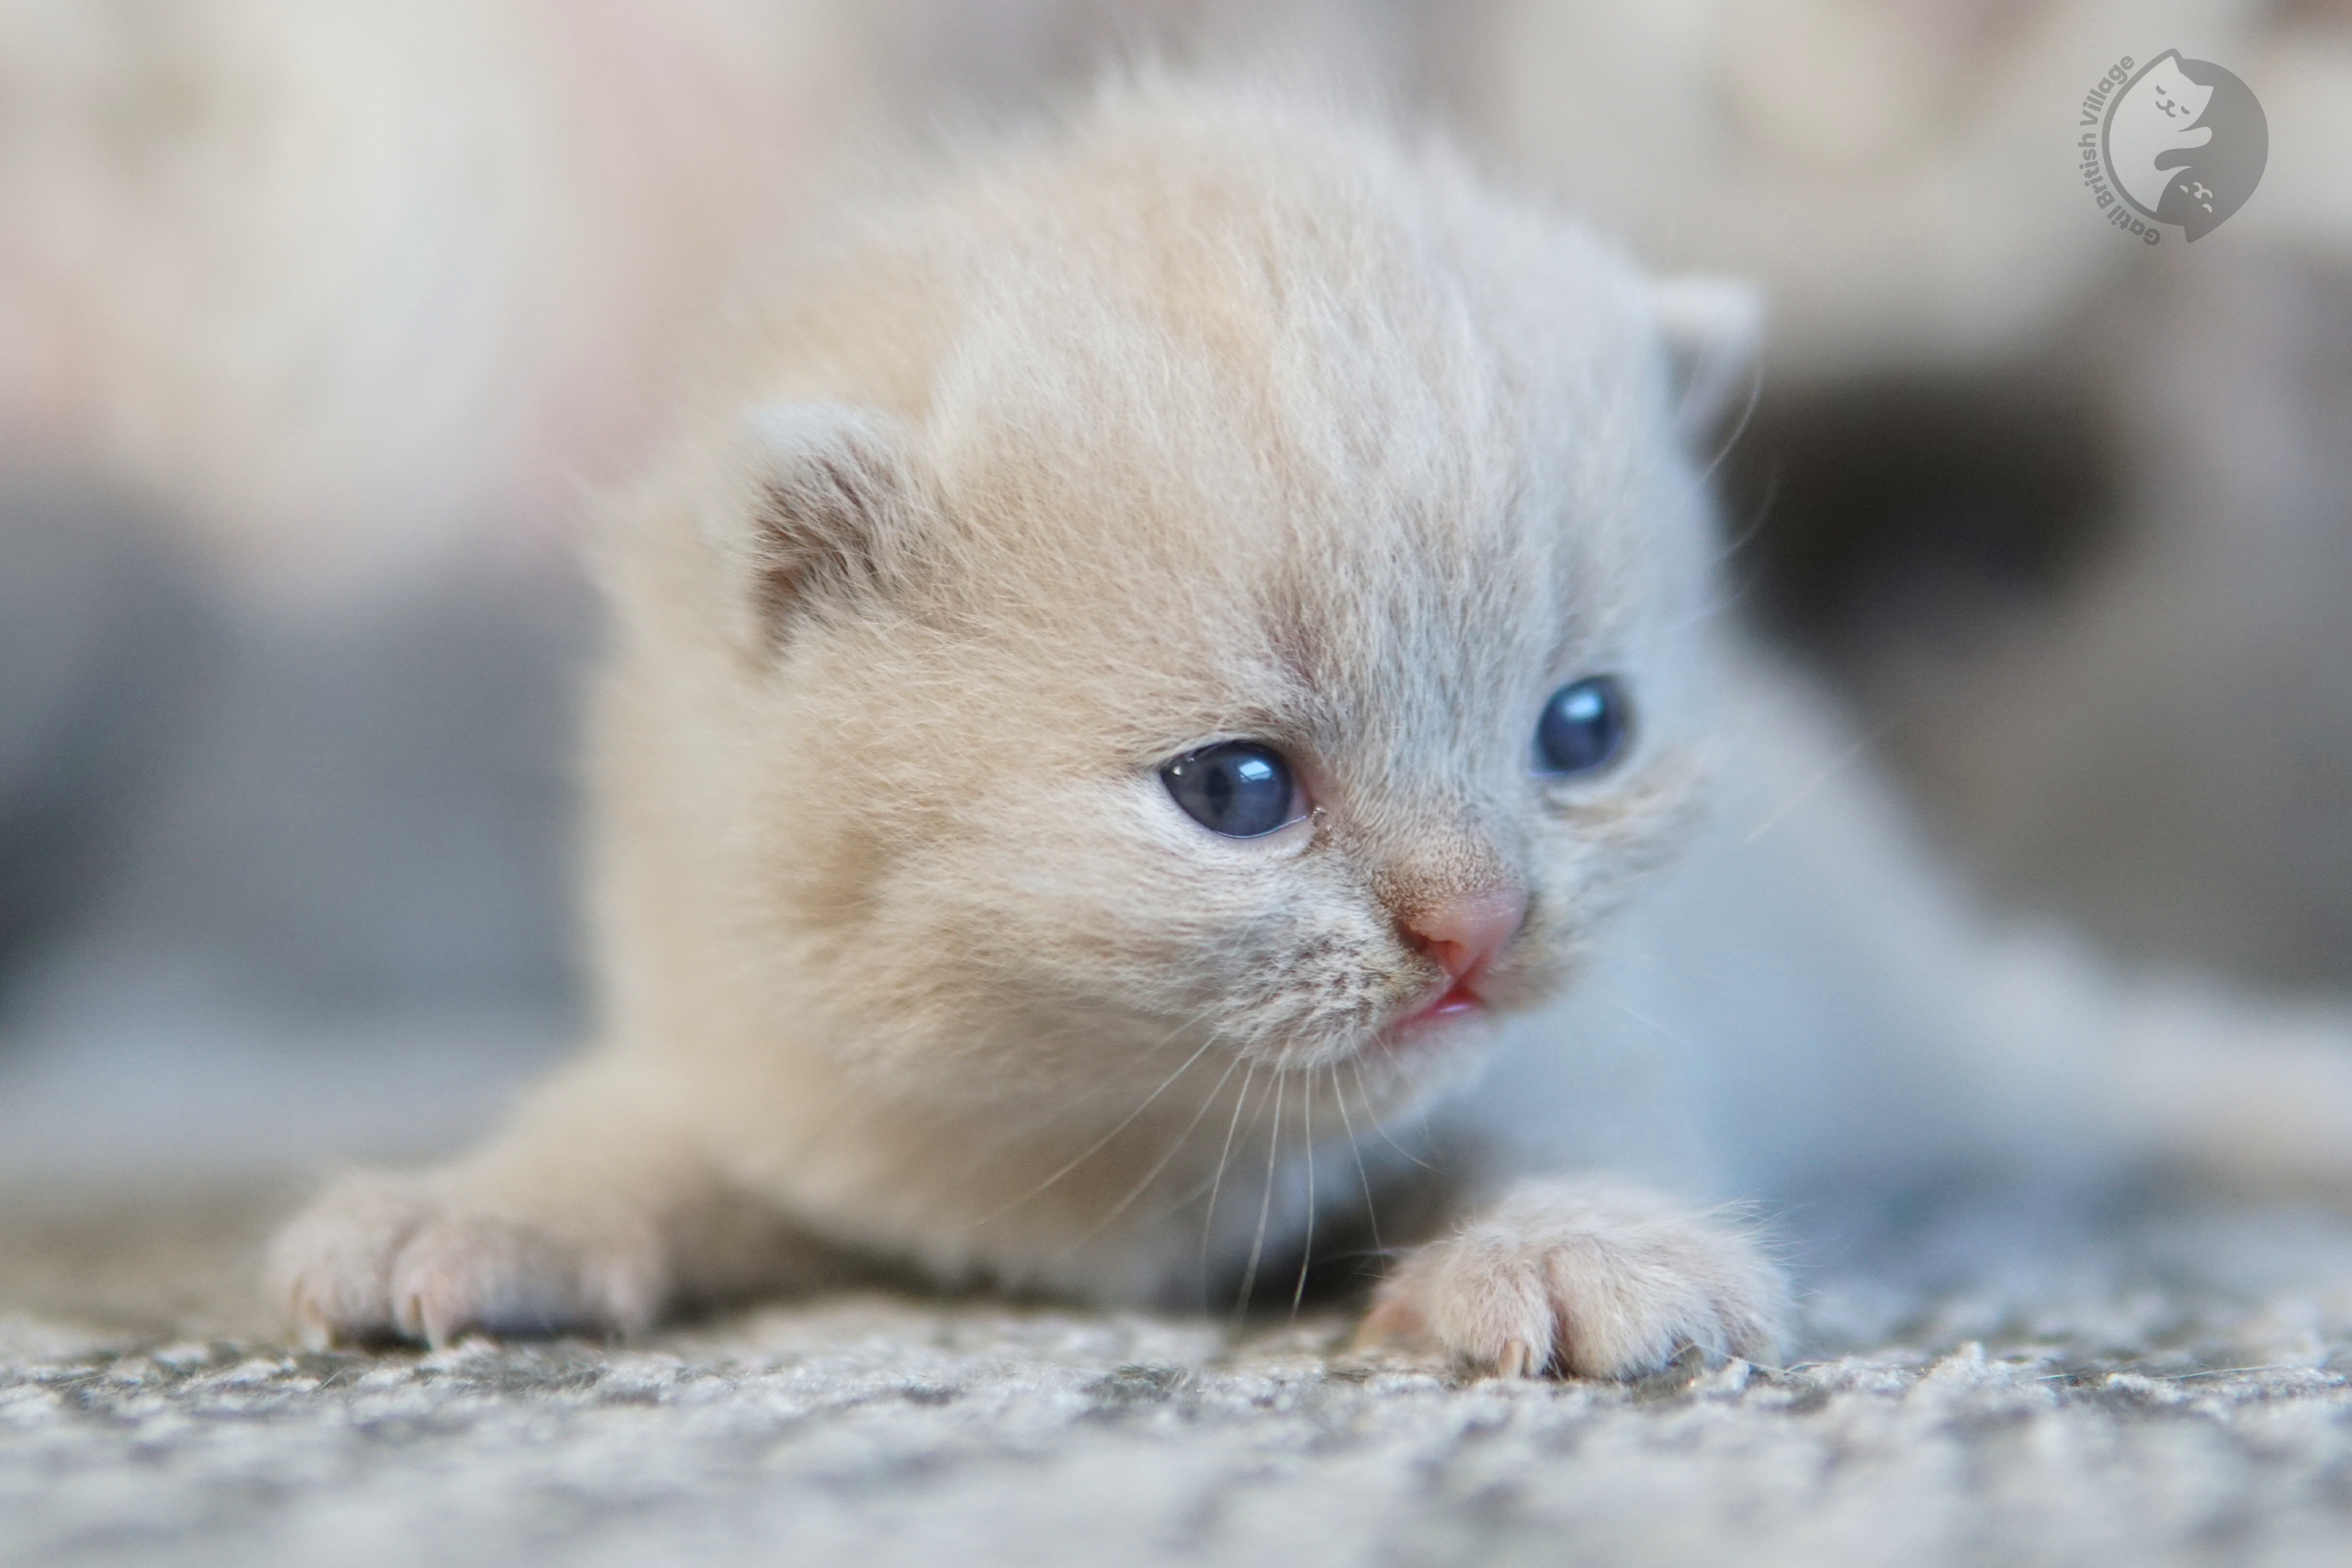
[
  {"x1": 726, "y1": 403, "x2": 922, "y2": 651},
  {"x1": 1648, "y1": 275, "x2": 1763, "y2": 449}
]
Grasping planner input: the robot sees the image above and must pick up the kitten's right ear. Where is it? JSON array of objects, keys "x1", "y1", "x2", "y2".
[
  {"x1": 721, "y1": 404, "x2": 922, "y2": 653},
  {"x1": 1648, "y1": 275, "x2": 1763, "y2": 449}
]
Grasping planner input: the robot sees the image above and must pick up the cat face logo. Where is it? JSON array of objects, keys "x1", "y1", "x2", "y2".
[{"x1": 2098, "y1": 51, "x2": 2267, "y2": 241}]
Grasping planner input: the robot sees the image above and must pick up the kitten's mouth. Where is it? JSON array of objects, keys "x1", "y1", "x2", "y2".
[{"x1": 1378, "y1": 967, "x2": 1492, "y2": 1050}]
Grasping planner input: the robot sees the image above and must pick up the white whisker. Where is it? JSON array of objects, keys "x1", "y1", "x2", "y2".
[
  {"x1": 1233, "y1": 1070, "x2": 1285, "y2": 1319},
  {"x1": 1200, "y1": 1060, "x2": 1258, "y2": 1272},
  {"x1": 968, "y1": 1029, "x2": 1221, "y2": 1228},
  {"x1": 1350, "y1": 1055, "x2": 1436, "y2": 1173},
  {"x1": 1697, "y1": 356, "x2": 1766, "y2": 484},
  {"x1": 1589, "y1": 987, "x2": 1701, "y2": 1055},
  {"x1": 1331, "y1": 1061, "x2": 1382, "y2": 1257},
  {"x1": 1739, "y1": 721, "x2": 1896, "y2": 847},
  {"x1": 1290, "y1": 1076, "x2": 1317, "y2": 1318},
  {"x1": 1054, "y1": 1047, "x2": 1248, "y2": 1260}
]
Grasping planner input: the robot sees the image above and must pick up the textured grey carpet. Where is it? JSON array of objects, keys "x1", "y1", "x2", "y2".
[{"x1": 6, "y1": 1180, "x2": 2352, "y2": 1568}]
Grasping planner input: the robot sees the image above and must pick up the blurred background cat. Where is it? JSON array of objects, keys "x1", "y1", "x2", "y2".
[{"x1": 2, "y1": 0, "x2": 2348, "y2": 1188}]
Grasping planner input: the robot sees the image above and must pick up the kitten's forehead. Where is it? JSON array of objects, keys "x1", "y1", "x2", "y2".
[{"x1": 906, "y1": 107, "x2": 1677, "y2": 678}]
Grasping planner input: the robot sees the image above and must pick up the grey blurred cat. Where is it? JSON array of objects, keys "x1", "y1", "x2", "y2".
[{"x1": 269, "y1": 81, "x2": 2352, "y2": 1378}]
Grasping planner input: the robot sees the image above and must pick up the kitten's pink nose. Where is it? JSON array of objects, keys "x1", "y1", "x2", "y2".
[{"x1": 1400, "y1": 888, "x2": 1526, "y2": 984}]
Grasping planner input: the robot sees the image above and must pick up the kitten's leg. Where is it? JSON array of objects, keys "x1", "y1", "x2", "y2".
[
  {"x1": 1354, "y1": 1178, "x2": 1784, "y2": 1380},
  {"x1": 2098, "y1": 985, "x2": 2352, "y2": 1199},
  {"x1": 268, "y1": 1055, "x2": 792, "y2": 1348}
]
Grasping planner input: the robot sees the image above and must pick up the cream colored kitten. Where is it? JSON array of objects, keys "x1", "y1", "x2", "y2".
[{"x1": 269, "y1": 80, "x2": 2352, "y2": 1379}]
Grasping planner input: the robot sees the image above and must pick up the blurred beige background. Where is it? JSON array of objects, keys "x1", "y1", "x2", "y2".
[{"x1": 3, "y1": 0, "x2": 2349, "y2": 1175}]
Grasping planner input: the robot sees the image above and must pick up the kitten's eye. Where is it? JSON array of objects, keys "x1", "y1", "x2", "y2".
[
  {"x1": 1535, "y1": 675, "x2": 1632, "y2": 776},
  {"x1": 1162, "y1": 742, "x2": 1302, "y2": 838}
]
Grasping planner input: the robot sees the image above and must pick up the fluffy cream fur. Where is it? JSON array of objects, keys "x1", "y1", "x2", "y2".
[{"x1": 268, "y1": 80, "x2": 2352, "y2": 1376}]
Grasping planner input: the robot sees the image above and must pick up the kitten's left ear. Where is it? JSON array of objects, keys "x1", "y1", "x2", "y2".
[
  {"x1": 717, "y1": 403, "x2": 927, "y2": 657},
  {"x1": 1648, "y1": 275, "x2": 1763, "y2": 449}
]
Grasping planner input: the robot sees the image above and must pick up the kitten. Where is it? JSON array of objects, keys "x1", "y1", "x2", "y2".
[{"x1": 267, "y1": 80, "x2": 2352, "y2": 1379}]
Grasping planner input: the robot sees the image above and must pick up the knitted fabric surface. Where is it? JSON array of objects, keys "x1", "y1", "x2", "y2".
[{"x1": 6, "y1": 1183, "x2": 2352, "y2": 1568}]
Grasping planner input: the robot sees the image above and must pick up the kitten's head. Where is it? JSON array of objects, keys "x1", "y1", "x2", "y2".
[{"x1": 604, "y1": 86, "x2": 1753, "y2": 1125}]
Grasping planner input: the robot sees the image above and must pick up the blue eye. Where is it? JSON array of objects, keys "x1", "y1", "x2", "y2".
[
  {"x1": 1163, "y1": 742, "x2": 1300, "y2": 838},
  {"x1": 1536, "y1": 675, "x2": 1631, "y2": 775}
]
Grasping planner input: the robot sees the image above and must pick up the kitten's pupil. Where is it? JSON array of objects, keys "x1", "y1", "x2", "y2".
[
  {"x1": 1536, "y1": 676, "x2": 1632, "y2": 775},
  {"x1": 1163, "y1": 742, "x2": 1298, "y2": 838}
]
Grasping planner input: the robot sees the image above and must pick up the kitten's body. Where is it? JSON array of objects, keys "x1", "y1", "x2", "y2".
[{"x1": 272, "y1": 83, "x2": 2352, "y2": 1377}]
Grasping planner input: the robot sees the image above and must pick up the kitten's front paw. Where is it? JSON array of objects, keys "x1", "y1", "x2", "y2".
[
  {"x1": 1355, "y1": 1179, "x2": 1784, "y2": 1380},
  {"x1": 266, "y1": 1171, "x2": 665, "y2": 1349}
]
